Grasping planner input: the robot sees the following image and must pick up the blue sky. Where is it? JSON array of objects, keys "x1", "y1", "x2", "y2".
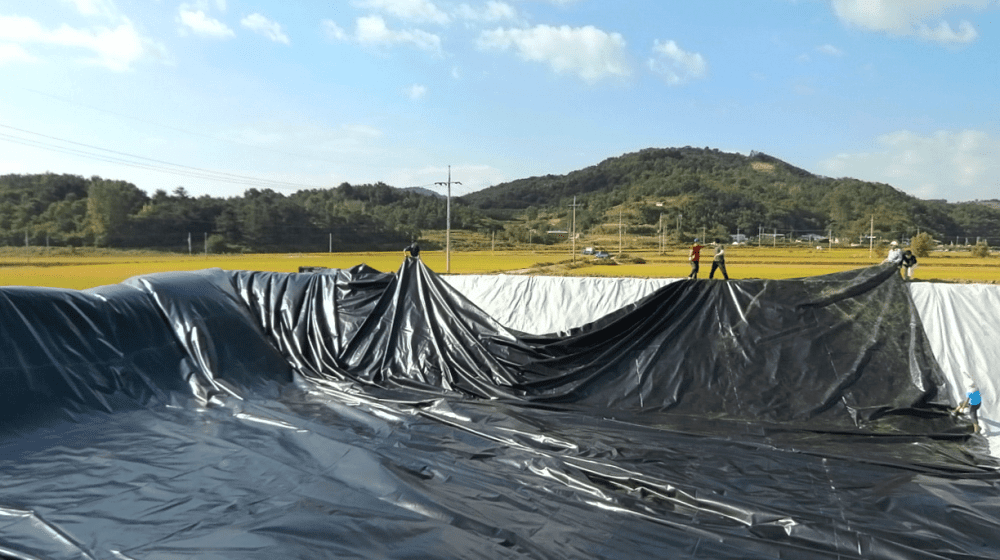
[{"x1": 0, "y1": 0, "x2": 997, "y2": 202}]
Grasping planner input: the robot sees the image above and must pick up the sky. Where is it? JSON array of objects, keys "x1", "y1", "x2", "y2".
[{"x1": 0, "y1": 0, "x2": 997, "y2": 202}]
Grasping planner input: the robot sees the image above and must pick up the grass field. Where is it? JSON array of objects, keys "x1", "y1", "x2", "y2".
[{"x1": 1, "y1": 244, "x2": 998, "y2": 290}]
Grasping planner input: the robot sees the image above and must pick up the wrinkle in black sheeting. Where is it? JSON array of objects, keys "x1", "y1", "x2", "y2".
[{"x1": 1, "y1": 259, "x2": 998, "y2": 559}]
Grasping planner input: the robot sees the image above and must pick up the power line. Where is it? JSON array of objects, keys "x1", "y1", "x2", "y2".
[
  {"x1": 0, "y1": 131, "x2": 295, "y2": 190},
  {"x1": 0, "y1": 123, "x2": 329, "y2": 192},
  {"x1": 0, "y1": 123, "x2": 323, "y2": 190},
  {"x1": 19, "y1": 86, "x2": 367, "y2": 169}
]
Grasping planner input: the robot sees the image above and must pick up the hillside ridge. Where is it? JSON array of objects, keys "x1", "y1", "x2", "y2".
[
  {"x1": 3, "y1": 146, "x2": 999, "y2": 251},
  {"x1": 458, "y1": 146, "x2": 998, "y2": 244}
]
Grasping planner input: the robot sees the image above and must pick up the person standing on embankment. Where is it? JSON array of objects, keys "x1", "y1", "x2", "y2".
[
  {"x1": 688, "y1": 238, "x2": 702, "y2": 279},
  {"x1": 709, "y1": 241, "x2": 729, "y2": 280}
]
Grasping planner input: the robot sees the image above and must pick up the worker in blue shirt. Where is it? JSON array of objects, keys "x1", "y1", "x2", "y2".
[{"x1": 953, "y1": 383, "x2": 982, "y2": 434}]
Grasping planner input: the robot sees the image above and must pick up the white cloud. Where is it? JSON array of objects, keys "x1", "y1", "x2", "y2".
[
  {"x1": 648, "y1": 39, "x2": 706, "y2": 85},
  {"x1": 477, "y1": 24, "x2": 631, "y2": 83},
  {"x1": 184, "y1": 0, "x2": 228, "y2": 13},
  {"x1": 916, "y1": 20, "x2": 978, "y2": 43},
  {"x1": 354, "y1": 0, "x2": 451, "y2": 24},
  {"x1": 0, "y1": 43, "x2": 37, "y2": 64},
  {"x1": 355, "y1": 15, "x2": 442, "y2": 53},
  {"x1": 407, "y1": 83, "x2": 427, "y2": 99},
  {"x1": 817, "y1": 43, "x2": 843, "y2": 56},
  {"x1": 831, "y1": 0, "x2": 986, "y2": 44},
  {"x1": 0, "y1": 15, "x2": 150, "y2": 71},
  {"x1": 322, "y1": 20, "x2": 350, "y2": 41},
  {"x1": 179, "y1": 8, "x2": 235, "y2": 39},
  {"x1": 819, "y1": 130, "x2": 1000, "y2": 201},
  {"x1": 241, "y1": 13, "x2": 290, "y2": 44},
  {"x1": 62, "y1": 0, "x2": 118, "y2": 18},
  {"x1": 83, "y1": 21, "x2": 147, "y2": 69},
  {"x1": 456, "y1": 1, "x2": 518, "y2": 22}
]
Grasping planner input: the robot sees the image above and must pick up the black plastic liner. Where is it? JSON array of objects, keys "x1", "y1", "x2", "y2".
[{"x1": 1, "y1": 259, "x2": 997, "y2": 559}]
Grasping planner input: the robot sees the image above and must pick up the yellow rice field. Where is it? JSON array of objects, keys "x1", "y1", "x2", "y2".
[{"x1": 1, "y1": 245, "x2": 998, "y2": 290}]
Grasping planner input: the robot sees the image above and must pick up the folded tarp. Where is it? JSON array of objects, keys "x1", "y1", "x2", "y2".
[
  {"x1": 446, "y1": 270, "x2": 1000, "y2": 456},
  {"x1": 1, "y1": 259, "x2": 997, "y2": 559},
  {"x1": 236, "y1": 259, "x2": 951, "y2": 430}
]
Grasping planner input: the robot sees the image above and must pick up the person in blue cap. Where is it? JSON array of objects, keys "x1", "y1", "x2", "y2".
[
  {"x1": 688, "y1": 238, "x2": 702, "y2": 279},
  {"x1": 953, "y1": 382, "x2": 982, "y2": 433}
]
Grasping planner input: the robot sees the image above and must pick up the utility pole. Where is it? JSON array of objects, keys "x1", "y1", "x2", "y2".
[
  {"x1": 569, "y1": 196, "x2": 582, "y2": 261},
  {"x1": 618, "y1": 207, "x2": 623, "y2": 256},
  {"x1": 869, "y1": 215, "x2": 874, "y2": 259},
  {"x1": 659, "y1": 213, "x2": 663, "y2": 254},
  {"x1": 435, "y1": 166, "x2": 461, "y2": 273}
]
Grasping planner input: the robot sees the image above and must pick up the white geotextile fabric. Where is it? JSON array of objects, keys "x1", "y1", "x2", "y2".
[
  {"x1": 444, "y1": 274, "x2": 999, "y2": 456},
  {"x1": 444, "y1": 275, "x2": 678, "y2": 335},
  {"x1": 909, "y1": 283, "x2": 1000, "y2": 456}
]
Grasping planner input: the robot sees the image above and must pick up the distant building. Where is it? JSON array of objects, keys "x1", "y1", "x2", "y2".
[{"x1": 730, "y1": 234, "x2": 747, "y2": 243}]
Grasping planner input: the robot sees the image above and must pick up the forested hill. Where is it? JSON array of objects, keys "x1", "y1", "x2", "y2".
[
  {"x1": 2, "y1": 147, "x2": 999, "y2": 252},
  {"x1": 460, "y1": 147, "x2": 1000, "y2": 244},
  {"x1": 0, "y1": 176, "x2": 468, "y2": 252},
  {"x1": 464, "y1": 148, "x2": 825, "y2": 212}
]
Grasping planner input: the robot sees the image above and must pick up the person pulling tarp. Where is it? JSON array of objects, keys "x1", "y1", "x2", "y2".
[
  {"x1": 901, "y1": 249, "x2": 918, "y2": 280},
  {"x1": 884, "y1": 240, "x2": 902, "y2": 265},
  {"x1": 953, "y1": 381, "x2": 983, "y2": 433}
]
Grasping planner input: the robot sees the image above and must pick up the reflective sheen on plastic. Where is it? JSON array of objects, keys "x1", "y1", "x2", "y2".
[{"x1": 1, "y1": 260, "x2": 996, "y2": 559}]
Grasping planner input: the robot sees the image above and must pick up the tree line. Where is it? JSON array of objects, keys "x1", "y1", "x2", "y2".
[
  {"x1": 3, "y1": 147, "x2": 999, "y2": 252},
  {"x1": 0, "y1": 174, "x2": 485, "y2": 252}
]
